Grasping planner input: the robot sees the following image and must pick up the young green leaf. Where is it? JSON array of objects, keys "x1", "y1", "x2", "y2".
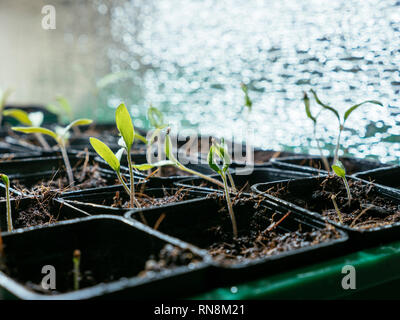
[
  {"x1": 0, "y1": 88, "x2": 14, "y2": 109},
  {"x1": 3, "y1": 109, "x2": 32, "y2": 126},
  {"x1": 12, "y1": 126, "x2": 58, "y2": 140},
  {"x1": 133, "y1": 160, "x2": 175, "y2": 171},
  {"x1": 90, "y1": 137, "x2": 121, "y2": 172},
  {"x1": 64, "y1": 118, "x2": 92, "y2": 132},
  {"x1": 344, "y1": 100, "x2": 383, "y2": 122},
  {"x1": 332, "y1": 160, "x2": 346, "y2": 178},
  {"x1": 165, "y1": 132, "x2": 178, "y2": 163},
  {"x1": 310, "y1": 89, "x2": 340, "y2": 122},
  {"x1": 134, "y1": 132, "x2": 148, "y2": 145},
  {"x1": 116, "y1": 103, "x2": 134, "y2": 150},
  {"x1": 208, "y1": 145, "x2": 222, "y2": 174},
  {"x1": 55, "y1": 96, "x2": 73, "y2": 118},
  {"x1": 303, "y1": 92, "x2": 316, "y2": 123},
  {"x1": 0, "y1": 174, "x2": 9, "y2": 186},
  {"x1": 241, "y1": 83, "x2": 252, "y2": 110},
  {"x1": 148, "y1": 106, "x2": 165, "y2": 129}
]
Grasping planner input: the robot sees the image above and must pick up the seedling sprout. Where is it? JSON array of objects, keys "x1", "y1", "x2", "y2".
[
  {"x1": 133, "y1": 128, "x2": 227, "y2": 190},
  {"x1": 3, "y1": 109, "x2": 50, "y2": 150},
  {"x1": 0, "y1": 174, "x2": 12, "y2": 232},
  {"x1": 73, "y1": 249, "x2": 81, "y2": 291},
  {"x1": 12, "y1": 118, "x2": 93, "y2": 186},
  {"x1": 90, "y1": 103, "x2": 149, "y2": 224},
  {"x1": 331, "y1": 194, "x2": 344, "y2": 224},
  {"x1": 303, "y1": 91, "x2": 330, "y2": 172},
  {"x1": 332, "y1": 160, "x2": 352, "y2": 207},
  {"x1": 208, "y1": 138, "x2": 238, "y2": 238},
  {"x1": 308, "y1": 89, "x2": 382, "y2": 164}
]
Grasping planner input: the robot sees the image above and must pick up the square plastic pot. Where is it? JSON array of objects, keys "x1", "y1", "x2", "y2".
[
  {"x1": 0, "y1": 216, "x2": 211, "y2": 299},
  {"x1": 354, "y1": 165, "x2": 400, "y2": 190},
  {"x1": 125, "y1": 196, "x2": 348, "y2": 286},
  {"x1": 0, "y1": 197, "x2": 89, "y2": 231},
  {"x1": 59, "y1": 185, "x2": 212, "y2": 216},
  {"x1": 252, "y1": 176, "x2": 400, "y2": 247},
  {"x1": 270, "y1": 155, "x2": 389, "y2": 175}
]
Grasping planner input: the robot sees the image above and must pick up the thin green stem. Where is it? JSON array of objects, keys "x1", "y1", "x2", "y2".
[
  {"x1": 331, "y1": 194, "x2": 343, "y2": 224},
  {"x1": 5, "y1": 180, "x2": 12, "y2": 232},
  {"x1": 126, "y1": 151, "x2": 147, "y2": 225},
  {"x1": 73, "y1": 250, "x2": 80, "y2": 291},
  {"x1": 342, "y1": 176, "x2": 352, "y2": 207},
  {"x1": 60, "y1": 142, "x2": 74, "y2": 186},
  {"x1": 226, "y1": 170, "x2": 237, "y2": 192},
  {"x1": 222, "y1": 173, "x2": 238, "y2": 238},
  {"x1": 176, "y1": 163, "x2": 229, "y2": 191},
  {"x1": 34, "y1": 133, "x2": 51, "y2": 150},
  {"x1": 117, "y1": 171, "x2": 130, "y2": 195},
  {"x1": 127, "y1": 150, "x2": 141, "y2": 209},
  {"x1": 333, "y1": 126, "x2": 343, "y2": 164}
]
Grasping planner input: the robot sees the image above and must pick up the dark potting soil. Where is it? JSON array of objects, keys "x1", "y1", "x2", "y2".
[
  {"x1": 13, "y1": 163, "x2": 119, "y2": 195},
  {"x1": 12, "y1": 193, "x2": 61, "y2": 229},
  {"x1": 203, "y1": 196, "x2": 340, "y2": 264},
  {"x1": 111, "y1": 187, "x2": 196, "y2": 209},
  {"x1": 268, "y1": 175, "x2": 400, "y2": 229},
  {"x1": 2, "y1": 244, "x2": 201, "y2": 295}
]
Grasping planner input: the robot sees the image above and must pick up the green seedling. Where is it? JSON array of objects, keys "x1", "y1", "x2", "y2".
[
  {"x1": 331, "y1": 194, "x2": 344, "y2": 224},
  {"x1": 241, "y1": 83, "x2": 252, "y2": 112},
  {"x1": 303, "y1": 91, "x2": 330, "y2": 172},
  {"x1": 332, "y1": 160, "x2": 352, "y2": 207},
  {"x1": 0, "y1": 174, "x2": 12, "y2": 232},
  {"x1": 133, "y1": 128, "x2": 227, "y2": 190},
  {"x1": 72, "y1": 249, "x2": 81, "y2": 291},
  {"x1": 46, "y1": 96, "x2": 74, "y2": 123},
  {"x1": 12, "y1": 119, "x2": 93, "y2": 186},
  {"x1": 0, "y1": 88, "x2": 14, "y2": 128},
  {"x1": 89, "y1": 104, "x2": 142, "y2": 205},
  {"x1": 3, "y1": 109, "x2": 50, "y2": 150},
  {"x1": 309, "y1": 89, "x2": 382, "y2": 164},
  {"x1": 89, "y1": 104, "x2": 148, "y2": 224},
  {"x1": 208, "y1": 138, "x2": 238, "y2": 238}
]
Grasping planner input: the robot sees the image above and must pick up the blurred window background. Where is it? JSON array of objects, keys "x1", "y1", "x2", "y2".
[{"x1": 1, "y1": 0, "x2": 400, "y2": 162}]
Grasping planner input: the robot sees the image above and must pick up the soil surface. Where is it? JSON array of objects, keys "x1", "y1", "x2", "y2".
[
  {"x1": 111, "y1": 187, "x2": 197, "y2": 209},
  {"x1": 267, "y1": 175, "x2": 400, "y2": 229},
  {"x1": 11, "y1": 192, "x2": 62, "y2": 229},
  {"x1": 13, "y1": 163, "x2": 119, "y2": 195},
  {"x1": 203, "y1": 196, "x2": 341, "y2": 263},
  {"x1": 3, "y1": 244, "x2": 201, "y2": 295}
]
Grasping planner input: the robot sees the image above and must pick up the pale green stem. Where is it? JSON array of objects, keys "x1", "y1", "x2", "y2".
[
  {"x1": 342, "y1": 176, "x2": 352, "y2": 207},
  {"x1": 221, "y1": 173, "x2": 238, "y2": 238},
  {"x1": 73, "y1": 255, "x2": 80, "y2": 291},
  {"x1": 5, "y1": 180, "x2": 12, "y2": 232},
  {"x1": 175, "y1": 162, "x2": 229, "y2": 190},
  {"x1": 227, "y1": 170, "x2": 237, "y2": 192},
  {"x1": 126, "y1": 151, "x2": 147, "y2": 225},
  {"x1": 333, "y1": 125, "x2": 343, "y2": 164},
  {"x1": 126, "y1": 150, "x2": 141, "y2": 209},
  {"x1": 331, "y1": 194, "x2": 343, "y2": 224},
  {"x1": 59, "y1": 142, "x2": 74, "y2": 186},
  {"x1": 116, "y1": 171, "x2": 130, "y2": 195},
  {"x1": 34, "y1": 133, "x2": 51, "y2": 150}
]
